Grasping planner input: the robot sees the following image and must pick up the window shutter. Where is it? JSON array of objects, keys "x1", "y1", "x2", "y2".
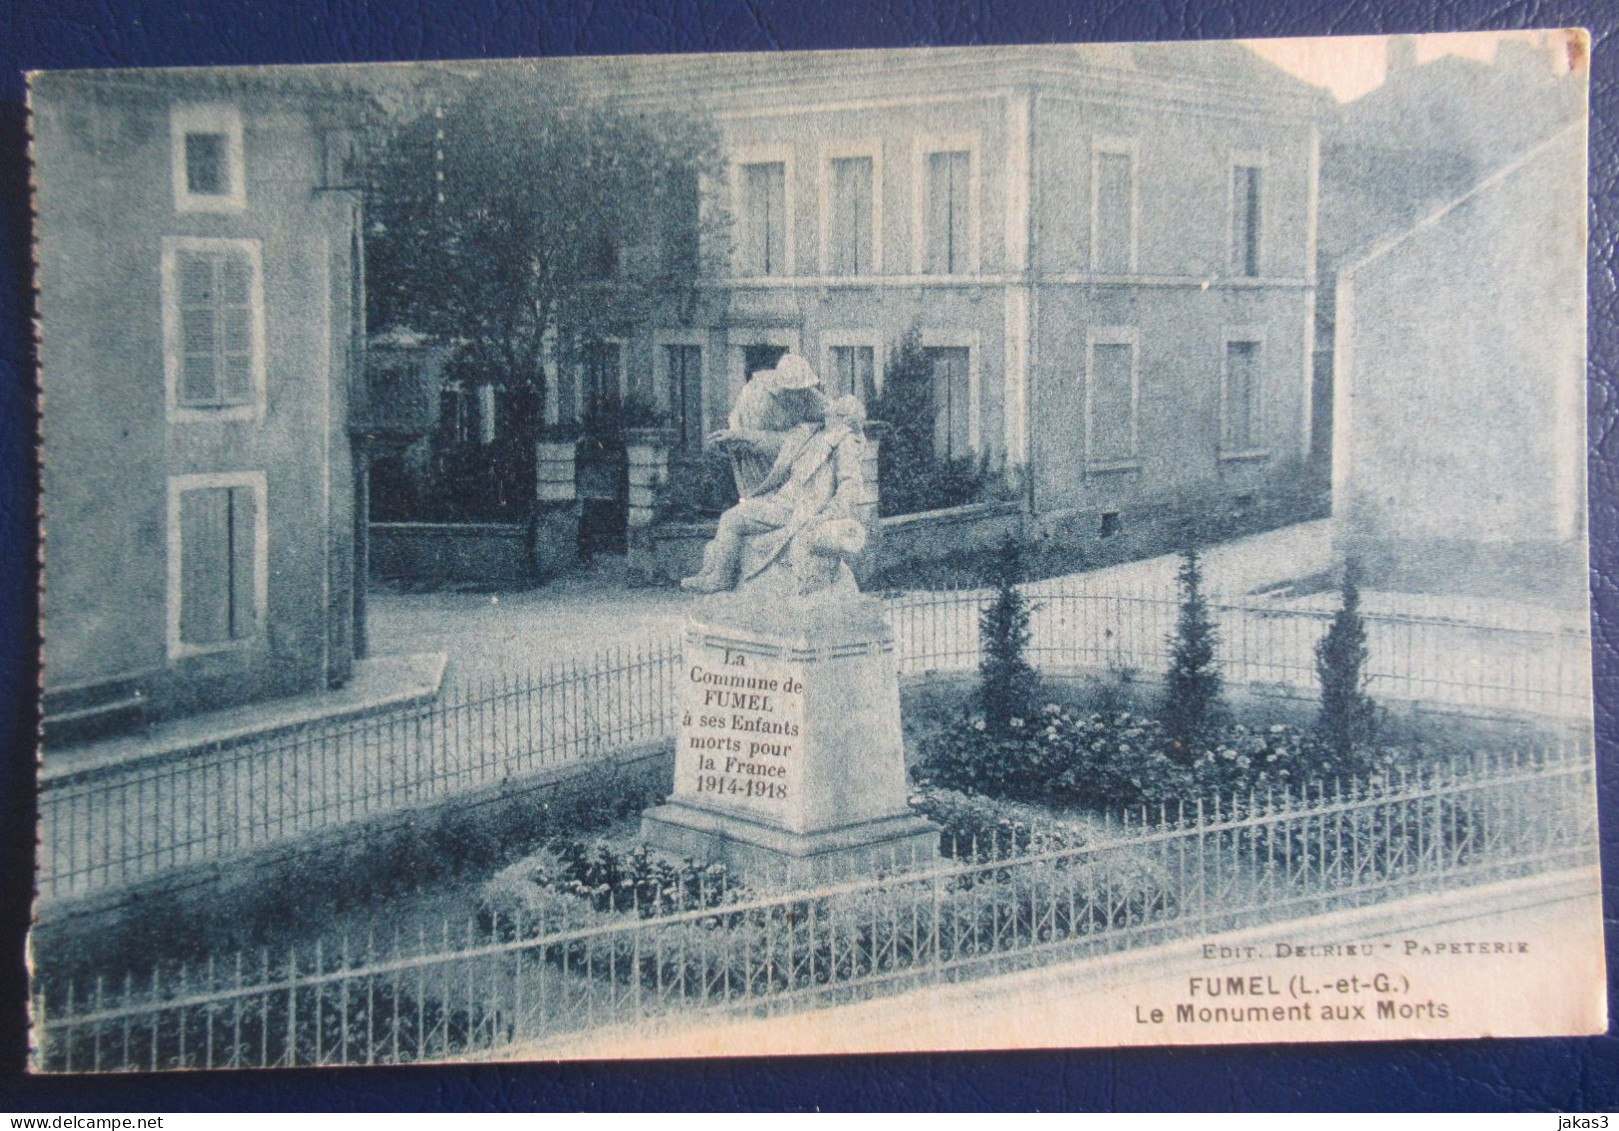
[
  {"x1": 228, "y1": 486, "x2": 258, "y2": 639},
  {"x1": 1225, "y1": 342, "x2": 1259, "y2": 450},
  {"x1": 831, "y1": 157, "x2": 872, "y2": 275},
  {"x1": 177, "y1": 253, "x2": 219, "y2": 404},
  {"x1": 179, "y1": 487, "x2": 232, "y2": 644},
  {"x1": 926, "y1": 347, "x2": 970, "y2": 459},
  {"x1": 1090, "y1": 343, "x2": 1135, "y2": 462},
  {"x1": 1095, "y1": 152, "x2": 1133, "y2": 274},
  {"x1": 174, "y1": 247, "x2": 256, "y2": 407},
  {"x1": 926, "y1": 152, "x2": 968, "y2": 274}
]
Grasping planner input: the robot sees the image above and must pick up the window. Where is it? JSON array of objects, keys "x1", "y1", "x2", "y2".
[
  {"x1": 662, "y1": 167, "x2": 701, "y2": 273},
  {"x1": 171, "y1": 104, "x2": 245, "y2": 212},
  {"x1": 666, "y1": 344, "x2": 704, "y2": 449},
  {"x1": 169, "y1": 474, "x2": 265, "y2": 657},
  {"x1": 185, "y1": 133, "x2": 227, "y2": 195},
  {"x1": 925, "y1": 346, "x2": 971, "y2": 459},
  {"x1": 1086, "y1": 332, "x2": 1137, "y2": 465},
  {"x1": 581, "y1": 341, "x2": 622, "y2": 413},
  {"x1": 739, "y1": 161, "x2": 787, "y2": 276},
  {"x1": 439, "y1": 383, "x2": 477, "y2": 446},
  {"x1": 828, "y1": 156, "x2": 874, "y2": 275},
  {"x1": 827, "y1": 344, "x2": 876, "y2": 402},
  {"x1": 1092, "y1": 146, "x2": 1135, "y2": 274},
  {"x1": 743, "y1": 344, "x2": 788, "y2": 382},
  {"x1": 163, "y1": 239, "x2": 263, "y2": 417},
  {"x1": 924, "y1": 150, "x2": 971, "y2": 275},
  {"x1": 1223, "y1": 340, "x2": 1262, "y2": 451},
  {"x1": 1231, "y1": 163, "x2": 1263, "y2": 277}
]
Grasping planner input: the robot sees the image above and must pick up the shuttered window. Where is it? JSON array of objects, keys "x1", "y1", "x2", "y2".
[
  {"x1": 828, "y1": 156, "x2": 874, "y2": 275},
  {"x1": 828, "y1": 344, "x2": 876, "y2": 403},
  {"x1": 924, "y1": 150, "x2": 970, "y2": 275},
  {"x1": 666, "y1": 345, "x2": 703, "y2": 449},
  {"x1": 175, "y1": 246, "x2": 256, "y2": 408},
  {"x1": 1231, "y1": 164, "x2": 1263, "y2": 277},
  {"x1": 581, "y1": 342, "x2": 621, "y2": 414},
  {"x1": 1088, "y1": 340, "x2": 1136, "y2": 464},
  {"x1": 925, "y1": 346, "x2": 971, "y2": 459},
  {"x1": 1224, "y1": 340, "x2": 1261, "y2": 451},
  {"x1": 739, "y1": 162, "x2": 786, "y2": 276},
  {"x1": 1094, "y1": 150, "x2": 1134, "y2": 274},
  {"x1": 178, "y1": 485, "x2": 258, "y2": 646}
]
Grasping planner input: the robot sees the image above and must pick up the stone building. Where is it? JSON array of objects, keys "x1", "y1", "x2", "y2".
[
  {"x1": 549, "y1": 44, "x2": 1329, "y2": 537},
  {"x1": 33, "y1": 69, "x2": 372, "y2": 738}
]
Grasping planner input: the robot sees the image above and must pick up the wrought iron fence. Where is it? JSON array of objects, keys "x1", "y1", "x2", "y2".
[
  {"x1": 32, "y1": 745, "x2": 1597, "y2": 1071},
  {"x1": 886, "y1": 584, "x2": 1592, "y2": 718},
  {"x1": 38, "y1": 639, "x2": 680, "y2": 901},
  {"x1": 38, "y1": 586, "x2": 1591, "y2": 902}
]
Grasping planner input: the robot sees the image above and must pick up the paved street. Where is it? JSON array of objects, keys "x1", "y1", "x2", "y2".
[
  {"x1": 367, "y1": 519, "x2": 1588, "y2": 702},
  {"x1": 367, "y1": 555, "x2": 690, "y2": 688},
  {"x1": 367, "y1": 522, "x2": 1343, "y2": 689}
]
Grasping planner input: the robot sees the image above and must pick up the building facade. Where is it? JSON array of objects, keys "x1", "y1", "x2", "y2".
[
  {"x1": 33, "y1": 70, "x2": 369, "y2": 738},
  {"x1": 550, "y1": 46, "x2": 1327, "y2": 537},
  {"x1": 1332, "y1": 123, "x2": 1587, "y2": 603}
]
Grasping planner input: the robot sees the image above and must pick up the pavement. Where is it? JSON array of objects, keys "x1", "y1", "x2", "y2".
[
  {"x1": 366, "y1": 522, "x2": 1346, "y2": 691},
  {"x1": 367, "y1": 556, "x2": 689, "y2": 689},
  {"x1": 42, "y1": 652, "x2": 446, "y2": 783}
]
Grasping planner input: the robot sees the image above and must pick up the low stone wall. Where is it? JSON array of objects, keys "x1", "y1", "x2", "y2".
[
  {"x1": 637, "y1": 501, "x2": 1026, "y2": 586},
  {"x1": 876, "y1": 501, "x2": 1024, "y2": 573},
  {"x1": 643, "y1": 520, "x2": 717, "y2": 584},
  {"x1": 371, "y1": 522, "x2": 534, "y2": 586}
]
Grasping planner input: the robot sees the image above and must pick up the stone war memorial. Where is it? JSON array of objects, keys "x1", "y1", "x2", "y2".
[{"x1": 641, "y1": 354, "x2": 938, "y2": 880}]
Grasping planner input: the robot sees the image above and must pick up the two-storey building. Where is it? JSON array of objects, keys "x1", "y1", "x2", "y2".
[
  {"x1": 33, "y1": 69, "x2": 371, "y2": 738},
  {"x1": 548, "y1": 44, "x2": 1327, "y2": 537}
]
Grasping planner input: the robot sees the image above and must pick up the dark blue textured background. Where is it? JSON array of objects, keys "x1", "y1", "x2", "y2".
[{"x1": 0, "y1": 0, "x2": 1613, "y2": 1111}]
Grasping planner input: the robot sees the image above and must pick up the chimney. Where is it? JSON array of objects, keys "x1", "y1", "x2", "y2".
[{"x1": 1386, "y1": 35, "x2": 1419, "y2": 77}]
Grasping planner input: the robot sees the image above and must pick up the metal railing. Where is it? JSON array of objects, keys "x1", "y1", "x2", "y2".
[
  {"x1": 888, "y1": 584, "x2": 1592, "y2": 718},
  {"x1": 38, "y1": 586, "x2": 1591, "y2": 902},
  {"x1": 38, "y1": 640, "x2": 680, "y2": 901},
  {"x1": 32, "y1": 745, "x2": 1597, "y2": 1072}
]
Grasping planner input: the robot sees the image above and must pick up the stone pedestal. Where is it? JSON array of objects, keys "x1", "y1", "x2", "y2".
[{"x1": 641, "y1": 593, "x2": 936, "y2": 884}]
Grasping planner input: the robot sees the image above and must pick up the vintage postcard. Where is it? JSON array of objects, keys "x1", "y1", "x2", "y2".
[{"x1": 26, "y1": 30, "x2": 1602, "y2": 1070}]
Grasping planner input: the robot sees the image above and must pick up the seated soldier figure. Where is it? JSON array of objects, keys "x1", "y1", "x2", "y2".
[{"x1": 682, "y1": 357, "x2": 868, "y2": 599}]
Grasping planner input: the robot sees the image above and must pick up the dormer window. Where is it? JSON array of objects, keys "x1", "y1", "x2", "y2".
[{"x1": 172, "y1": 104, "x2": 245, "y2": 213}]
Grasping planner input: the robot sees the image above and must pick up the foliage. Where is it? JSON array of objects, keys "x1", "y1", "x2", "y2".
[
  {"x1": 366, "y1": 75, "x2": 726, "y2": 440},
  {"x1": 1159, "y1": 547, "x2": 1225, "y2": 762},
  {"x1": 655, "y1": 447, "x2": 739, "y2": 522},
  {"x1": 978, "y1": 536, "x2": 1040, "y2": 734},
  {"x1": 916, "y1": 702, "x2": 1419, "y2": 812},
  {"x1": 479, "y1": 840, "x2": 741, "y2": 929},
  {"x1": 580, "y1": 391, "x2": 671, "y2": 443},
  {"x1": 39, "y1": 758, "x2": 662, "y2": 985},
  {"x1": 909, "y1": 787, "x2": 1086, "y2": 860},
  {"x1": 869, "y1": 329, "x2": 990, "y2": 517},
  {"x1": 1315, "y1": 561, "x2": 1379, "y2": 764}
]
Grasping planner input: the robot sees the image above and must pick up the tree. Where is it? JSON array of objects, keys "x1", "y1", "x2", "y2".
[
  {"x1": 1315, "y1": 560, "x2": 1377, "y2": 761},
  {"x1": 869, "y1": 329, "x2": 934, "y2": 517},
  {"x1": 1160, "y1": 546, "x2": 1224, "y2": 761},
  {"x1": 365, "y1": 73, "x2": 727, "y2": 445},
  {"x1": 869, "y1": 327, "x2": 987, "y2": 516},
  {"x1": 978, "y1": 535, "x2": 1040, "y2": 733}
]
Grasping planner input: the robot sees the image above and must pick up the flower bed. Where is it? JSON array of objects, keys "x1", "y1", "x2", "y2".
[{"x1": 915, "y1": 701, "x2": 1443, "y2": 812}]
